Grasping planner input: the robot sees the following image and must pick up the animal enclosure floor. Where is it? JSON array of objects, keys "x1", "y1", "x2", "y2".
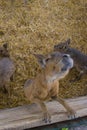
[{"x1": 0, "y1": 96, "x2": 87, "y2": 130}]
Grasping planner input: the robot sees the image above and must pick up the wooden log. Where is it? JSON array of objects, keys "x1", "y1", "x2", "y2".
[{"x1": 0, "y1": 96, "x2": 87, "y2": 130}]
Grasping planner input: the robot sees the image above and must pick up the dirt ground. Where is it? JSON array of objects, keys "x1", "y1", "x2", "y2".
[{"x1": 0, "y1": 0, "x2": 87, "y2": 109}]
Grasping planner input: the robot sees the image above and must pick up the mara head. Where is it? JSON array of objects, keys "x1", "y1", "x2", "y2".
[
  {"x1": 54, "y1": 39, "x2": 70, "y2": 53},
  {"x1": 0, "y1": 43, "x2": 10, "y2": 58},
  {"x1": 33, "y1": 51, "x2": 73, "y2": 80}
]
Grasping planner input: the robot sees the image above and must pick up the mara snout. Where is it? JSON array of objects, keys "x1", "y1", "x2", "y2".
[{"x1": 24, "y1": 52, "x2": 76, "y2": 123}]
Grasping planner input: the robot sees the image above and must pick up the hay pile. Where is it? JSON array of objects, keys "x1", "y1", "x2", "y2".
[{"x1": 0, "y1": 0, "x2": 87, "y2": 109}]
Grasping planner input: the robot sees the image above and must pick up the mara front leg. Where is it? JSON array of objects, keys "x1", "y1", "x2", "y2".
[
  {"x1": 33, "y1": 99, "x2": 51, "y2": 123},
  {"x1": 52, "y1": 96, "x2": 76, "y2": 119}
]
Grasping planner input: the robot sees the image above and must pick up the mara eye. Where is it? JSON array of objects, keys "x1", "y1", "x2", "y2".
[
  {"x1": 53, "y1": 66, "x2": 56, "y2": 70},
  {"x1": 45, "y1": 58, "x2": 50, "y2": 62},
  {"x1": 59, "y1": 46, "x2": 62, "y2": 49},
  {"x1": 0, "y1": 50, "x2": 3, "y2": 53}
]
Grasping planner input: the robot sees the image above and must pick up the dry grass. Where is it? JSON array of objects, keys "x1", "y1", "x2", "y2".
[{"x1": 0, "y1": 0, "x2": 87, "y2": 109}]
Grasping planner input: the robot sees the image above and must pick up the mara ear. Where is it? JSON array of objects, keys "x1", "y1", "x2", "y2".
[
  {"x1": 66, "y1": 38, "x2": 70, "y2": 45},
  {"x1": 3, "y1": 43, "x2": 8, "y2": 49},
  {"x1": 33, "y1": 54, "x2": 46, "y2": 68}
]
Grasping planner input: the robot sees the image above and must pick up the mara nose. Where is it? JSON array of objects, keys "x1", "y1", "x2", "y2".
[{"x1": 63, "y1": 54, "x2": 70, "y2": 58}]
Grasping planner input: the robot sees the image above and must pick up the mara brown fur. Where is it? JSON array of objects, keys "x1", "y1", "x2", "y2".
[{"x1": 24, "y1": 52, "x2": 76, "y2": 123}]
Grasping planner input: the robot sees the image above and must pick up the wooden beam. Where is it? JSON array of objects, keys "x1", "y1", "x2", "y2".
[{"x1": 0, "y1": 96, "x2": 87, "y2": 130}]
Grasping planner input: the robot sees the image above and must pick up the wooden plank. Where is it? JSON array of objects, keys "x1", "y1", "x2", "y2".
[
  {"x1": 30, "y1": 117, "x2": 87, "y2": 130},
  {"x1": 0, "y1": 96, "x2": 87, "y2": 130}
]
